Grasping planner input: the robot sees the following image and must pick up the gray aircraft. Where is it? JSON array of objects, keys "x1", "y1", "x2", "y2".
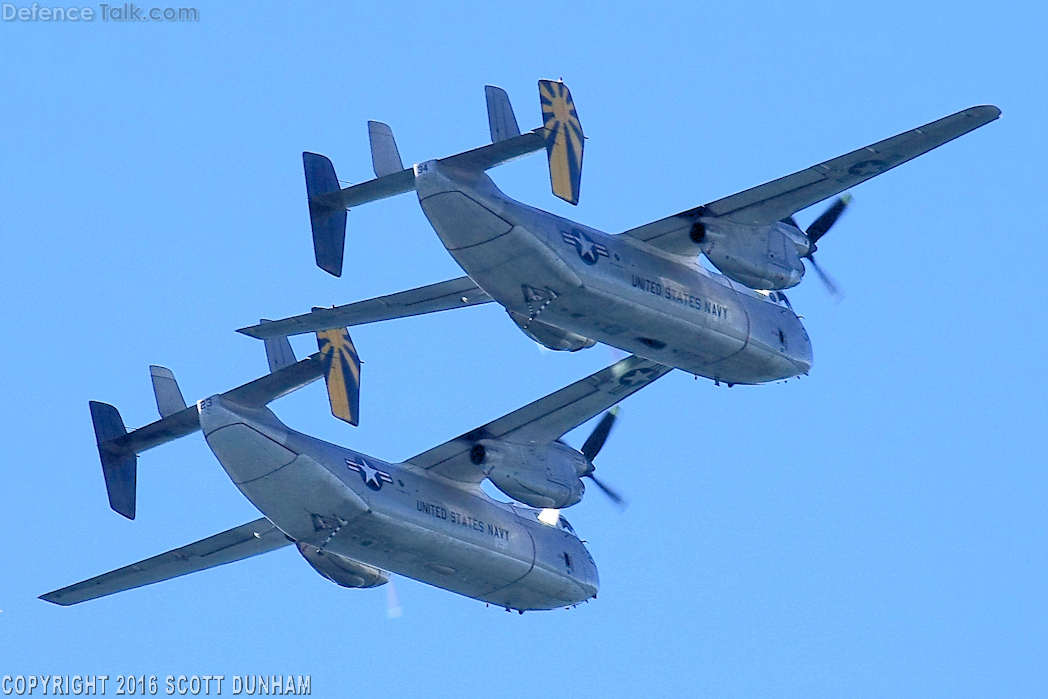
[
  {"x1": 240, "y1": 81, "x2": 999, "y2": 386},
  {"x1": 41, "y1": 330, "x2": 671, "y2": 611}
]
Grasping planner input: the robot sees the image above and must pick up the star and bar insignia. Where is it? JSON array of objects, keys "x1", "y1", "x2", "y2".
[{"x1": 345, "y1": 457, "x2": 394, "y2": 491}]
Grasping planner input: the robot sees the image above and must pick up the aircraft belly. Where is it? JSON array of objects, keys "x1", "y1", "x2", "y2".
[
  {"x1": 551, "y1": 245, "x2": 810, "y2": 382},
  {"x1": 291, "y1": 468, "x2": 596, "y2": 610},
  {"x1": 541, "y1": 281, "x2": 751, "y2": 373},
  {"x1": 448, "y1": 224, "x2": 583, "y2": 314},
  {"x1": 322, "y1": 505, "x2": 591, "y2": 607}
]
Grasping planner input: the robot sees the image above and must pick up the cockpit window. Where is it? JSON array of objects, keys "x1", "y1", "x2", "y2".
[
  {"x1": 558, "y1": 515, "x2": 576, "y2": 535},
  {"x1": 535, "y1": 508, "x2": 579, "y2": 537}
]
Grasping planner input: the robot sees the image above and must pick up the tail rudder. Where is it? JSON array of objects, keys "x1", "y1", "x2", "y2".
[
  {"x1": 539, "y1": 79, "x2": 585, "y2": 205},
  {"x1": 258, "y1": 319, "x2": 298, "y2": 373},
  {"x1": 89, "y1": 401, "x2": 137, "y2": 520},
  {"x1": 317, "y1": 328, "x2": 361, "y2": 426},
  {"x1": 303, "y1": 152, "x2": 349, "y2": 277},
  {"x1": 485, "y1": 85, "x2": 522, "y2": 143},
  {"x1": 149, "y1": 365, "x2": 186, "y2": 418},
  {"x1": 368, "y1": 121, "x2": 404, "y2": 177}
]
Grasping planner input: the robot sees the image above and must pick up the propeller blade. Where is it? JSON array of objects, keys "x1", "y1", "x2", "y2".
[
  {"x1": 585, "y1": 473, "x2": 627, "y2": 509},
  {"x1": 806, "y1": 255, "x2": 844, "y2": 301},
  {"x1": 805, "y1": 194, "x2": 852, "y2": 245},
  {"x1": 581, "y1": 407, "x2": 619, "y2": 461}
]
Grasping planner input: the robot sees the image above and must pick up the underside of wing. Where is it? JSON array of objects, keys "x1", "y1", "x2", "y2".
[
  {"x1": 40, "y1": 518, "x2": 291, "y2": 606},
  {"x1": 622, "y1": 105, "x2": 1001, "y2": 255},
  {"x1": 238, "y1": 277, "x2": 493, "y2": 340},
  {"x1": 406, "y1": 355, "x2": 672, "y2": 482}
]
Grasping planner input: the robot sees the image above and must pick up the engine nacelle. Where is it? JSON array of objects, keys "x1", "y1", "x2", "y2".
[
  {"x1": 470, "y1": 439, "x2": 587, "y2": 508},
  {"x1": 696, "y1": 219, "x2": 807, "y2": 291},
  {"x1": 507, "y1": 311, "x2": 596, "y2": 352},
  {"x1": 297, "y1": 543, "x2": 389, "y2": 588}
]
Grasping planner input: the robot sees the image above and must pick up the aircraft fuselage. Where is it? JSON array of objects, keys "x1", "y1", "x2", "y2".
[
  {"x1": 414, "y1": 160, "x2": 812, "y2": 385},
  {"x1": 199, "y1": 394, "x2": 599, "y2": 612}
]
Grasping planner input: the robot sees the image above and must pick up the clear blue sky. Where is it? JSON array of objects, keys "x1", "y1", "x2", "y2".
[{"x1": 2, "y1": 2, "x2": 1045, "y2": 697}]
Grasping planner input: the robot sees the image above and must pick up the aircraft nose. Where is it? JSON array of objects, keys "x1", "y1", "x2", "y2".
[
  {"x1": 574, "y1": 548, "x2": 600, "y2": 600},
  {"x1": 791, "y1": 327, "x2": 814, "y2": 375}
]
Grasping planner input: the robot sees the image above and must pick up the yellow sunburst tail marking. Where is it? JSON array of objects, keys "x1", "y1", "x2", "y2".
[
  {"x1": 539, "y1": 80, "x2": 584, "y2": 205},
  {"x1": 316, "y1": 328, "x2": 361, "y2": 426}
]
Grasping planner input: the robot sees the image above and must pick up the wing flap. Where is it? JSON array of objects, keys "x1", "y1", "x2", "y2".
[
  {"x1": 237, "y1": 277, "x2": 493, "y2": 340},
  {"x1": 40, "y1": 518, "x2": 291, "y2": 606},
  {"x1": 407, "y1": 355, "x2": 672, "y2": 482}
]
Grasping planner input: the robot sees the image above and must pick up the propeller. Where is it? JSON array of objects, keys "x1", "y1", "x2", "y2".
[
  {"x1": 786, "y1": 194, "x2": 851, "y2": 299},
  {"x1": 579, "y1": 407, "x2": 627, "y2": 508}
]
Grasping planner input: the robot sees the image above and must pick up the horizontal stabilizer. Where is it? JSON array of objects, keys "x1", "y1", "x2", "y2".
[
  {"x1": 303, "y1": 152, "x2": 349, "y2": 277},
  {"x1": 485, "y1": 85, "x2": 521, "y2": 143},
  {"x1": 40, "y1": 517, "x2": 292, "y2": 606},
  {"x1": 308, "y1": 167, "x2": 416, "y2": 213},
  {"x1": 221, "y1": 353, "x2": 325, "y2": 408},
  {"x1": 368, "y1": 121, "x2": 404, "y2": 178},
  {"x1": 90, "y1": 401, "x2": 137, "y2": 520},
  {"x1": 150, "y1": 366, "x2": 186, "y2": 418},
  {"x1": 539, "y1": 80, "x2": 584, "y2": 205},
  {"x1": 317, "y1": 328, "x2": 361, "y2": 426},
  {"x1": 238, "y1": 276, "x2": 493, "y2": 339},
  {"x1": 309, "y1": 134, "x2": 548, "y2": 214},
  {"x1": 90, "y1": 353, "x2": 327, "y2": 519}
]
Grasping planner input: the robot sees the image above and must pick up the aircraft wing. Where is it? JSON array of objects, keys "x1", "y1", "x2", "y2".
[
  {"x1": 40, "y1": 518, "x2": 290, "y2": 606},
  {"x1": 238, "y1": 276, "x2": 493, "y2": 340},
  {"x1": 622, "y1": 105, "x2": 1001, "y2": 254},
  {"x1": 407, "y1": 355, "x2": 672, "y2": 482}
]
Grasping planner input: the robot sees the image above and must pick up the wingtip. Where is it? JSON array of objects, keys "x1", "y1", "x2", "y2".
[{"x1": 971, "y1": 104, "x2": 1002, "y2": 119}]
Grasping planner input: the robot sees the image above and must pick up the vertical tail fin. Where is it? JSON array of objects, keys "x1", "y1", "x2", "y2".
[
  {"x1": 89, "y1": 401, "x2": 137, "y2": 520},
  {"x1": 316, "y1": 328, "x2": 361, "y2": 426},
  {"x1": 368, "y1": 121, "x2": 405, "y2": 178},
  {"x1": 539, "y1": 80, "x2": 584, "y2": 205},
  {"x1": 485, "y1": 85, "x2": 521, "y2": 143},
  {"x1": 303, "y1": 152, "x2": 348, "y2": 277},
  {"x1": 150, "y1": 366, "x2": 186, "y2": 418},
  {"x1": 259, "y1": 319, "x2": 298, "y2": 372}
]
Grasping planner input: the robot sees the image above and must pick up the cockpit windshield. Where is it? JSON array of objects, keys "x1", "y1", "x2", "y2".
[
  {"x1": 557, "y1": 515, "x2": 576, "y2": 535},
  {"x1": 754, "y1": 288, "x2": 794, "y2": 309},
  {"x1": 534, "y1": 508, "x2": 579, "y2": 537}
]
